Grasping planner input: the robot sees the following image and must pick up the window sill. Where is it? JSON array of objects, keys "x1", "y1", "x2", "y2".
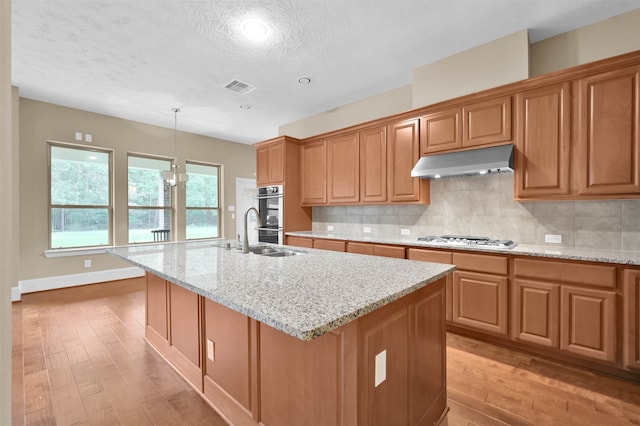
[{"x1": 44, "y1": 246, "x2": 113, "y2": 258}]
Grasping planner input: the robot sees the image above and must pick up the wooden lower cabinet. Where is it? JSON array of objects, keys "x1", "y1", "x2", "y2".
[
  {"x1": 407, "y1": 248, "x2": 453, "y2": 322},
  {"x1": 145, "y1": 272, "x2": 448, "y2": 425},
  {"x1": 560, "y1": 285, "x2": 617, "y2": 362},
  {"x1": 313, "y1": 238, "x2": 346, "y2": 252},
  {"x1": 624, "y1": 270, "x2": 640, "y2": 369},
  {"x1": 512, "y1": 279, "x2": 560, "y2": 348},
  {"x1": 452, "y1": 270, "x2": 509, "y2": 336},
  {"x1": 347, "y1": 242, "x2": 405, "y2": 258},
  {"x1": 286, "y1": 235, "x2": 314, "y2": 248}
]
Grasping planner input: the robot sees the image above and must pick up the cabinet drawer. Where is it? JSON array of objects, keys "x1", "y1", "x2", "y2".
[
  {"x1": 347, "y1": 242, "x2": 374, "y2": 255},
  {"x1": 407, "y1": 248, "x2": 453, "y2": 264},
  {"x1": 453, "y1": 252, "x2": 508, "y2": 275},
  {"x1": 373, "y1": 245, "x2": 405, "y2": 259},
  {"x1": 514, "y1": 258, "x2": 616, "y2": 289},
  {"x1": 313, "y1": 239, "x2": 346, "y2": 252},
  {"x1": 286, "y1": 236, "x2": 314, "y2": 248}
]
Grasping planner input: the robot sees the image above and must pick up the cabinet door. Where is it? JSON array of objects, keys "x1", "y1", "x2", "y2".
[
  {"x1": 420, "y1": 108, "x2": 462, "y2": 154},
  {"x1": 463, "y1": 96, "x2": 512, "y2": 147},
  {"x1": 360, "y1": 126, "x2": 387, "y2": 203},
  {"x1": 146, "y1": 272, "x2": 168, "y2": 340},
  {"x1": 388, "y1": 119, "x2": 427, "y2": 203},
  {"x1": 560, "y1": 286, "x2": 616, "y2": 362},
  {"x1": 327, "y1": 132, "x2": 360, "y2": 204},
  {"x1": 577, "y1": 65, "x2": 640, "y2": 195},
  {"x1": 513, "y1": 279, "x2": 560, "y2": 348},
  {"x1": 624, "y1": 270, "x2": 640, "y2": 369},
  {"x1": 301, "y1": 140, "x2": 327, "y2": 205},
  {"x1": 452, "y1": 270, "x2": 508, "y2": 336},
  {"x1": 514, "y1": 83, "x2": 571, "y2": 198},
  {"x1": 256, "y1": 142, "x2": 285, "y2": 186},
  {"x1": 256, "y1": 147, "x2": 270, "y2": 187},
  {"x1": 267, "y1": 142, "x2": 285, "y2": 184}
]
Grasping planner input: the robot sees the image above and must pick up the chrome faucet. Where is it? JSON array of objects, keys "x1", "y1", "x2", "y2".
[{"x1": 242, "y1": 207, "x2": 262, "y2": 254}]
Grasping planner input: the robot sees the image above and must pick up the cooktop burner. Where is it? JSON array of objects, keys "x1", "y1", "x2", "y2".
[{"x1": 417, "y1": 235, "x2": 516, "y2": 249}]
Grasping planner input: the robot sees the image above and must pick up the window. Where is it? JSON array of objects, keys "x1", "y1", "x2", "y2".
[
  {"x1": 49, "y1": 144, "x2": 112, "y2": 249},
  {"x1": 186, "y1": 162, "x2": 220, "y2": 239},
  {"x1": 128, "y1": 155, "x2": 173, "y2": 243}
]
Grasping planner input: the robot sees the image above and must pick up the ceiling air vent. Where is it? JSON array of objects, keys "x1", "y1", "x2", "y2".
[{"x1": 224, "y1": 79, "x2": 256, "y2": 94}]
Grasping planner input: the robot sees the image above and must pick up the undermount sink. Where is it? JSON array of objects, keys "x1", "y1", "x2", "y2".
[{"x1": 248, "y1": 246, "x2": 305, "y2": 257}]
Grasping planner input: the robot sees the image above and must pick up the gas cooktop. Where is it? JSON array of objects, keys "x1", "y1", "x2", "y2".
[{"x1": 417, "y1": 235, "x2": 516, "y2": 249}]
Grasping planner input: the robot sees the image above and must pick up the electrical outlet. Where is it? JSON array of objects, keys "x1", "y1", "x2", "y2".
[
  {"x1": 545, "y1": 234, "x2": 562, "y2": 244},
  {"x1": 207, "y1": 339, "x2": 215, "y2": 361},
  {"x1": 84, "y1": 133, "x2": 92, "y2": 142},
  {"x1": 400, "y1": 228, "x2": 410, "y2": 236},
  {"x1": 363, "y1": 227, "x2": 372, "y2": 234},
  {"x1": 375, "y1": 350, "x2": 387, "y2": 387},
  {"x1": 327, "y1": 225, "x2": 334, "y2": 231},
  {"x1": 84, "y1": 259, "x2": 91, "y2": 268},
  {"x1": 75, "y1": 132, "x2": 83, "y2": 141}
]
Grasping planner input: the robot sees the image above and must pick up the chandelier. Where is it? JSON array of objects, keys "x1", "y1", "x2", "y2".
[{"x1": 163, "y1": 107, "x2": 188, "y2": 188}]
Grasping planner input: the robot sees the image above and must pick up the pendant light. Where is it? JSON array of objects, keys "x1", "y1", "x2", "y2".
[{"x1": 162, "y1": 107, "x2": 188, "y2": 189}]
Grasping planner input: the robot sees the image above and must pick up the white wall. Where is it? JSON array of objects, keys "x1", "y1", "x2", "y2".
[{"x1": 0, "y1": 0, "x2": 14, "y2": 421}]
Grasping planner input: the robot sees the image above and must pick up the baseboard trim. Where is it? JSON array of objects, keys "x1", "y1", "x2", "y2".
[
  {"x1": 11, "y1": 286, "x2": 21, "y2": 302},
  {"x1": 18, "y1": 267, "x2": 145, "y2": 295}
]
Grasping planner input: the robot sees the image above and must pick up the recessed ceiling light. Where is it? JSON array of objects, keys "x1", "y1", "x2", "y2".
[
  {"x1": 241, "y1": 18, "x2": 270, "y2": 41},
  {"x1": 298, "y1": 77, "x2": 311, "y2": 84}
]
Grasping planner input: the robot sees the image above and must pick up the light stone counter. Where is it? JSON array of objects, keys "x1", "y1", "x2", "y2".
[
  {"x1": 287, "y1": 231, "x2": 640, "y2": 266},
  {"x1": 108, "y1": 240, "x2": 454, "y2": 341}
]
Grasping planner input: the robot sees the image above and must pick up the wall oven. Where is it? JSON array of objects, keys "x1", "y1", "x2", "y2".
[{"x1": 257, "y1": 185, "x2": 283, "y2": 244}]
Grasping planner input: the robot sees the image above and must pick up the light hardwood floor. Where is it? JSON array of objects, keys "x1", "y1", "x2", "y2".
[{"x1": 11, "y1": 278, "x2": 640, "y2": 425}]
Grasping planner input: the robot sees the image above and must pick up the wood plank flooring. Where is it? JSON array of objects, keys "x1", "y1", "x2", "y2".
[{"x1": 11, "y1": 278, "x2": 640, "y2": 425}]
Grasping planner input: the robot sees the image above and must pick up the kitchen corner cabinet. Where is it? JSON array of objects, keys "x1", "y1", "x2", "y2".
[
  {"x1": 256, "y1": 140, "x2": 285, "y2": 186},
  {"x1": 327, "y1": 132, "x2": 360, "y2": 204},
  {"x1": 514, "y1": 83, "x2": 571, "y2": 199},
  {"x1": 451, "y1": 253, "x2": 509, "y2": 336},
  {"x1": 624, "y1": 270, "x2": 640, "y2": 369},
  {"x1": 577, "y1": 65, "x2": 640, "y2": 196},
  {"x1": 360, "y1": 125, "x2": 388, "y2": 203},
  {"x1": 388, "y1": 118, "x2": 429, "y2": 203},
  {"x1": 301, "y1": 139, "x2": 327, "y2": 205},
  {"x1": 420, "y1": 96, "x2": 512, "y2": 155}
]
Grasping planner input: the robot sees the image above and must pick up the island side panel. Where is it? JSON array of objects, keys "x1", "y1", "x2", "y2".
[
  {"x1": 202, "y1": 299, "x2": 253, "y2": 419},
  {"x1": 358, "y1": 278, "x2": 447, "y2": 426}
]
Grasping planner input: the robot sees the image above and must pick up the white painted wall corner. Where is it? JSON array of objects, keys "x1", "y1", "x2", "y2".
[{"x1": 11, "y1": 287, "x2": 20, "y2": 302}]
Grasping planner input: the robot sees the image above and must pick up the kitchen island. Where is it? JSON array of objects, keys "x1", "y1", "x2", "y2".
[{"x1": 108, "y1": 240, "x2": 455, "y2": 426}]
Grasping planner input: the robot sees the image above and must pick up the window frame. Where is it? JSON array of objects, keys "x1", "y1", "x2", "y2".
[
  {"x1": 48, "y1": 141, "x2": 114, "y2": 250},
  {"x1": 127, "y1": 153, "x2": 175, "y2": 244},
  {"x1": 185, "y1": 160, "x2": 222, "y2": 240}
]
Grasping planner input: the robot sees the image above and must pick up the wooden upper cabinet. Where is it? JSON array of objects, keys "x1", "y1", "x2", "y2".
[
  {"x1": 624, "y1": 269, "x2": 640, "y2": 370},
  {"x1": 301, "y1": 140, "x2": 327, "y2": 205},
  {"x1": 420, "y1": 108, "x2": 462, "y2": 154},
  {"x1": 327, "y1": 132, "x2": 360, "y2": 204},
  {"x1": 388, "y1": 118, "x2": 428, "y2": 203},
  {"x1": 515, "y1": 83, "x2": 571, "y2": 199},
  {"x1": 256, "y1": 141, "x2": 285, "y2": 186},
  {"x1": 577, "y1": 65, "x2": 640, "y2": 196},
  {"x1": 463, "y1": 96, "x2": 512, "y2": 147},
  {"x1": 360, "y1": 125, "x2": 387, "y2": 203}
]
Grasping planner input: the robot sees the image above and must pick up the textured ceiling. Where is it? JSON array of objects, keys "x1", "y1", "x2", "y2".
[{"x1": 11, "y1": 1, "x2": 640, "y2": 144}]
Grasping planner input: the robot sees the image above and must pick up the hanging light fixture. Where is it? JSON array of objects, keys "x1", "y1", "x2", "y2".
[{"x1": 163, "y1": 107, "x2": 188, "y2": 189}]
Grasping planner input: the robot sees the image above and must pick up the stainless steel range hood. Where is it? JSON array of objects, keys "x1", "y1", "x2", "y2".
[{"x1": 411, "y1": 144, "x2": 514, "y2": 179}]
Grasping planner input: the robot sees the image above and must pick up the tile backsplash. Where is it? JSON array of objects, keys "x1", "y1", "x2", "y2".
[{"x1": 312, "y1": 174, "x2": 640, "y2": 251}]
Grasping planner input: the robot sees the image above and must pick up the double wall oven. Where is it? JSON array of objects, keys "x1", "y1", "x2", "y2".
[{"x1": 256, "y1": 185, "x2": 283, "y2": 244}]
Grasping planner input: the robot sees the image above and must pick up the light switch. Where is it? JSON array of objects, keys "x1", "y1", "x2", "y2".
[{"x1": 374, "y1": 350, "x2": 386, "y2": 387}]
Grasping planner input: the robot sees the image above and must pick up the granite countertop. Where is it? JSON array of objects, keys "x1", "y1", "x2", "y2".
[
  {"x1": 107, "y1": 240, "x2": 454, "y2": 341},
  {"x1": 286, "y1": 231, "x2": 640, "y2": 266}
]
